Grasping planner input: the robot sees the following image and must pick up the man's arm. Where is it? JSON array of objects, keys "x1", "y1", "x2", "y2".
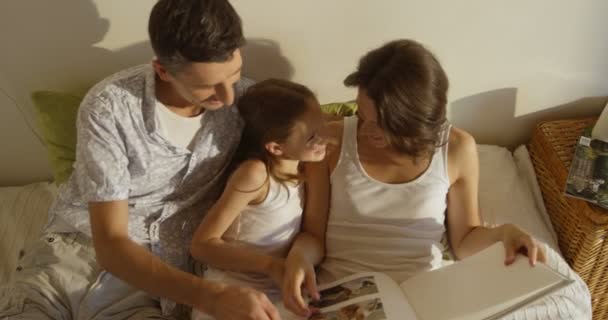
[{"x1": 89, "y1": 200, "x2": 280, "y2": 319}]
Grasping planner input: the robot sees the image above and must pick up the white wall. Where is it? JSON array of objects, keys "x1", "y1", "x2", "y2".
[{"x1": 1, "y1": 0, "x2": 607, "y2": 185}]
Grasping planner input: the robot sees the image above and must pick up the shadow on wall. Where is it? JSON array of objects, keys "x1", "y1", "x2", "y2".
[
  {"x1": 0, "y1": 0, "x2": 295, "y2": 96},
  {"x1": 0, "y1": 0, "x2": 153, "y2": 97},
  {"x1": 0, "y1": 1, "x2": 295, "y2": 185},
  {"x1": 450, "y1": 89, "x2": 608, "y2": 149},
  {"x1": 241, "y1": 38, "x2": 294, "y2": 81},
  {"x1": 0, "y1": 0, "x2": 152, "y2": 185}
]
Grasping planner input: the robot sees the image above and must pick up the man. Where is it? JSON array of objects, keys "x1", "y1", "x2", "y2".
[{"x1": 0, "y1": 0, "x2": 280, "y2": 319}]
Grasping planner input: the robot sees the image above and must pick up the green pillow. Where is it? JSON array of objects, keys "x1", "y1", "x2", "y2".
[
  {"x1": 29, "y1": 93, "x2": 357, "y2": 184},
  {"x1": 31, "y1": 91, "x2": 83, "y2": 184},
  {"x1": 320, "y1": 101, "x2": 358, "y2": 117}
]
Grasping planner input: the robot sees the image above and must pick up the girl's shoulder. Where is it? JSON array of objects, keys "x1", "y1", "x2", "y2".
[{"x1": 228, "y1": 159, "x2": 270, "y2": 195}]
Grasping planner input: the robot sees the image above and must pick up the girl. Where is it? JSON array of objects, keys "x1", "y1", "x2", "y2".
[
  {"x1": 190, "y1": 79, "x2": 327, "y2": 319},
  {"x1": 282, "y1": 39, "x2": 592, "y2": 319}
]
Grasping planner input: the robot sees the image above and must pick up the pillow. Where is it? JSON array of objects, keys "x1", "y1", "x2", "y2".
[
  {"x1": 31, "y1": 91, "x2": 83, "y2": 184},
  {"x1": 0, "y1": 182, "x2": 56, "y2": 283},
  {"x1": 320, "y1": 101, "x2": 358, "y2": 118},
  {"x1": 512, "y1": 145, "x2": 559, "y2": 250},
  {"x1": 477, "y1": 145, "x2": 560, "y2": 253},
  {"x1": 30, "y1": 95, "x2": 358, "y2": 184}
]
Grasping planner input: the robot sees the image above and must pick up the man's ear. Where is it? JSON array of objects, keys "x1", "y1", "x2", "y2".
[
  {"x1": 152, "y1": 59, "x2": 173, "y2": 82},
  {"x1": 265, "y1": 142, "x2": 283, "y2": 157}
]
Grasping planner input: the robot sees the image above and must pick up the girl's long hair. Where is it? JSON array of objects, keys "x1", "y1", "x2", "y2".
[{"x1": 232, "y1": 79, "x2": 316, "y2": 187}]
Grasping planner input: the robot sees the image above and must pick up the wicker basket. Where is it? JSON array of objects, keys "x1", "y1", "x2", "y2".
[{"x1": 528, "y1": 118, "x2": 608, "y2": 319}]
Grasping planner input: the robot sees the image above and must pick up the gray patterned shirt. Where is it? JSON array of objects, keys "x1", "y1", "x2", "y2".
[{"x1": 46, "y1": 64, "x2": 252, "y2": 312}]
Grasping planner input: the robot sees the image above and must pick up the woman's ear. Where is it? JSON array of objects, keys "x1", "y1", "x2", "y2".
[{"x1": 265, "y1": 142, "x2": 283, "y2": 157}]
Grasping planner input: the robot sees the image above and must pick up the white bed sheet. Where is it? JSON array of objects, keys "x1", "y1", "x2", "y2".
[{"x1": 0, "y1": 182, "x2": 55, "y2": 284}]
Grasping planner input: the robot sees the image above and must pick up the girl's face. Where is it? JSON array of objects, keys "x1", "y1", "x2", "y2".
[
  {"x1": 278, "y1": 100, "x2": 328, "y2": 162},
  {"x1": 356, "y1": 88, "x2": 389, "y2": 149}
]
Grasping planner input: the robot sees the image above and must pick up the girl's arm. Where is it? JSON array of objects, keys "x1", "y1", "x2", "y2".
[
  {"x1": 190, "y1": 160, "x2": 283, "y2": 280},
  {"x1": 446, "y1": 128, "x2": 545, "y2": 265}
]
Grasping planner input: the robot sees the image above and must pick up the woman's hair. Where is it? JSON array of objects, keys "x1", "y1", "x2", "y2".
[
  {"x1": 233, "y1": 79, "x2": 317, "y2": 185},
  {"x1": 344, "y1": 39, "x2": 449, "y2": 159},
  {"x1": 148, "y1": 0, "x2": 244, "y2": 74}
]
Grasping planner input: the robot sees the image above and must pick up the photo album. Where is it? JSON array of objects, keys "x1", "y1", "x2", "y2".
[{"x1": 278, "y1": 243, "x2": 574, "y2": 320}]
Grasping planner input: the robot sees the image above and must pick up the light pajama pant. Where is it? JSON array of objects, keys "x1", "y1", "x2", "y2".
[{"x1": 0, "y1": 232, "x2": 187, "y2": 320}]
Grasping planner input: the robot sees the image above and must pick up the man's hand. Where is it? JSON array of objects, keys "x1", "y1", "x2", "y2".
[{"x1": 202, "y1": 284, "x2": 281, "y2": 320}]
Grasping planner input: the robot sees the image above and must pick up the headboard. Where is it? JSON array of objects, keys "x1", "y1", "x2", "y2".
[{"x1": 1, "y1": 0, "x2": 607, "y2": 185}]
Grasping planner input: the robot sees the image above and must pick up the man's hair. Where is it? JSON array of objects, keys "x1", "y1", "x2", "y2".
[
  {"x1": 148, "y1": 0, "x2": 245, "y2": 74},
  {"x1": 344, "y1": 39, "x2": 449, "y2": 159}
]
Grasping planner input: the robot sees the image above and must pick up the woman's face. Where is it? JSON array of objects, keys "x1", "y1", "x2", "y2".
[{"x1": 356, "y1": 88, "x2": 389, "y2": 149}]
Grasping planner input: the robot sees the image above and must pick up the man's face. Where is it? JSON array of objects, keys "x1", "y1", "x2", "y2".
[{"x1": 160, "y1": 49, "x2": 243, "y2": 110}]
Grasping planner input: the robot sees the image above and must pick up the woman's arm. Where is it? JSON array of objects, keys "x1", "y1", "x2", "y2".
[
  {"x1": 190, "y1": 160, "x2": 283, "y2": 280},
  {"x1": 446, "y1": 128, "x2": 545, "y2": 265},
  {"x1": 292, "y1": 160, "x2": 330, "y2": 264},
  {"x1": 282, "y1": 121, "x2": 342, "y2": 316},
  {"x1": 282, "y1": 160, "x2": 330, "y2": 316}
]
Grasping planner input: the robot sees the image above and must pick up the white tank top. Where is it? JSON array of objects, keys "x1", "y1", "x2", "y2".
[
  {"x1": 204, "y1": 176, "x2": 304, "y2": 296},
  {"x1": 320, "y1": 116, "x2": 451, "y2": 283}
]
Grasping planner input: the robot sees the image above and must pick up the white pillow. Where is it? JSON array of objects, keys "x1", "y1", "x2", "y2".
[
  {"x1": 477, "y1": 145, "x2": 559, "y2": 253},
  {"x1": 0, "y1": 182, "x2": 56, "y2": 283},
  {"x1": 513, "y1": 146, "x2": 559, "y2": 248}
]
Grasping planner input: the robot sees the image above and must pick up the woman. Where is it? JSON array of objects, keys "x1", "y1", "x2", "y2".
[{"x1": 282, "y1": 39, "x2": 591, "y2": 319}]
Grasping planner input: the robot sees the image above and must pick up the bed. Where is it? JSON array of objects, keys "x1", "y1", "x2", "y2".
[{"x1": 0, "y1": 144, "x2": 560, "y2": 285}]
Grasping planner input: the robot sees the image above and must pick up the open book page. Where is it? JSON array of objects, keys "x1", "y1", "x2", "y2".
[
  {"x1": 277, "y1": 272, "x2": 417, "y2": 320},
  {"x1": 399, "y1": 242, "x2": 574, "y2": 320}
]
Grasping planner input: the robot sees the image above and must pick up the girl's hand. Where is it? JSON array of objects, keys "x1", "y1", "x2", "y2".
[
  {"x1": 282, "y1": 252, "x2": 320, "y2": 317},
  {"x1": 501, "y1": 224, "x2": 547, "y2": 266}
]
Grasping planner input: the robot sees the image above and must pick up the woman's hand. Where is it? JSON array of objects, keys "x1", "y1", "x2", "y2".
[
  {"x1": 501, "y1": 224, "x2": 547, "y2": 266},
  {"x1": 281, "y1": 252, "x2": 320, "y2": 317}
]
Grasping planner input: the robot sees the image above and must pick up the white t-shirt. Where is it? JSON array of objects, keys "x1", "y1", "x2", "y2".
[{"x1": 155, "y1": 102, "x2": 203, "y2": 150}]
